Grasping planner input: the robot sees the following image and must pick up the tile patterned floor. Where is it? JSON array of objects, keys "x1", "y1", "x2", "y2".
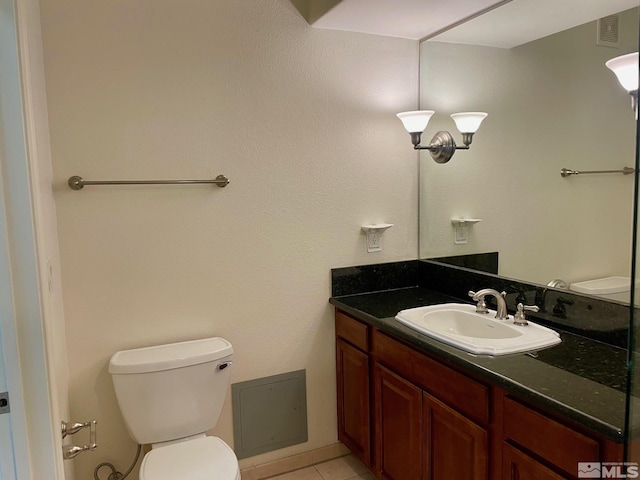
[{"x1": 265, "y1": 455, "x2": 373, "y2": 480}]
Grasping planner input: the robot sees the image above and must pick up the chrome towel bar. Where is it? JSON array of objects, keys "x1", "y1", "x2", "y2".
[
  {"x1": 68, "y1": 174, "x2": 229, "y2": 190},
  {"x1": 560, "y1": 167, "x2": 634, "y2": 177}
]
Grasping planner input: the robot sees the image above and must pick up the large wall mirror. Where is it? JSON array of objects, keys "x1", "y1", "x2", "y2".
[{"x1": 419, "y1": 4, "x2": 639, "y2": 303}]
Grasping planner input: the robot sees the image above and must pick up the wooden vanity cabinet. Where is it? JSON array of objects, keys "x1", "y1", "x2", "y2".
[
  {"x1": 372, "y1": 330, "x2": 489, "y2": 480},
  {"x1": 335, "y1": 311, "x2": 371, "y2": 467},
  {"x1": 502, "y1": 442, "x2": 568, "y2": 480},
  {"x1": 335, "y1": 309, "x2": 623, "y2": 480},
  {"x1": 501, "y1": 395, "x2": 600, "y2": 478},
  {"x1": 373, "y1": 363, "x2": 422, "y2": 479},
  {"x1": 423, "y1": 392, "x2": 488, "y2": 480},
  {"x1": 496, "y1": 392, "x2": 622, "y2": 479},
  {"x1": 372, "y1": 361, "x2": 489, "y2": 480}
]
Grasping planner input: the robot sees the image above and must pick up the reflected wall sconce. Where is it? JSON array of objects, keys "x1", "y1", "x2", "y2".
[
  {"x1": 397, "y1": 111, "x2": 487, "y2": 164},
  {"x1": 606, "y1": 51, "x2": 638, "y2": 112}
]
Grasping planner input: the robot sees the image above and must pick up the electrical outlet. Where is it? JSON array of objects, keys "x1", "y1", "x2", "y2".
[
  {"x1": 366, "y1": 232, "x2": 382, "y2": 252},
  {"x1": 362, "y1": 224, "x2": 393, "y2": 253},
  {"x1": 454, "y1": 225, "x2": 468, "y2": 244},
  {"x1": 370, "y1": 233, "x2": 380, "y2": 248}
]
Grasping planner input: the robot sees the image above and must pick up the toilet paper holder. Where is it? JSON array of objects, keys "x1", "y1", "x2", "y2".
[{"x1": 62, "y1": 419, "x2": 97, "y2": 459}]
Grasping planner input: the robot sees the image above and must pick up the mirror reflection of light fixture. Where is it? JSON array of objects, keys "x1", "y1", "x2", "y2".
[
  {"x1": 397, "y1": 111, "x2": 487, "y2": 163},
  {"x1": 605, "y1": 51, "x2": 638, "y2": 112}
]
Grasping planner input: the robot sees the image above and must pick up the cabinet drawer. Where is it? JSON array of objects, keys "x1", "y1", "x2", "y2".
[
  {"x1": 372, "y1": 330, "x2": 489, "y2": 425},
  {"x1": 503, "y1": 396, "x2": 599, "y2": 476},
  {"x1": 335, "y1": 310, "x2": 369, "y2": 352}
]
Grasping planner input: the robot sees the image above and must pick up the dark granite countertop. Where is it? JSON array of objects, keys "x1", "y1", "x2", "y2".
[{"x1": 330, "y1": 286, "x2": 632, "y2": 443}]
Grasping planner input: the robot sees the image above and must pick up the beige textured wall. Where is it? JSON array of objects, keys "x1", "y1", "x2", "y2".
[
  {"x1": 420, "y1": 8, "x2": 638, "y2": 286},
  {"x1": 40, "y1": 0, "x2": 418, "y2": 478}
]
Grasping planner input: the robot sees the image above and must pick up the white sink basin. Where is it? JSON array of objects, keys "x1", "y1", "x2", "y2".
[{"x1": 395, "y1": 303, "x2": 561, "y2": 356}]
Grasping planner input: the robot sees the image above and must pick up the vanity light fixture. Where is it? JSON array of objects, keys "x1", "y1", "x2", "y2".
[
  {"x1": 397, "y1": 111, "x2": 487, "y2": 164},
  {"x1": 605, "y1": 51, "x2": 639, "y2": 112}
]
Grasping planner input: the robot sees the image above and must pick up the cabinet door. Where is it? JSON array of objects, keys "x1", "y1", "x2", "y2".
[
  {"x1": 373, "y1": 363, "x2": 422, "y2": 480},
  {"x1": 336, "y1": 338, "x2": 371, "y2": 466},
  {"x1": 502, "y1": 442, "x2": 569, "y2": 480},
  {"x1": 423, "y1": 392, "x2": 488, "y2": 480}
]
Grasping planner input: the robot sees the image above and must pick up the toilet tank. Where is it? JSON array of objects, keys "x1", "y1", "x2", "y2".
[
  {"x1": 570, "y1": 276, "x2": 633, "y2": 303},
  {"x1": 109, "y1": 337, "x2": 233, "y2": 445}
]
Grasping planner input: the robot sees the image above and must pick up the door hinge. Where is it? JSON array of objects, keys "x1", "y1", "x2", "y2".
[{"x1": 0, "y1": 392, "x2": 9, "y2": 415}]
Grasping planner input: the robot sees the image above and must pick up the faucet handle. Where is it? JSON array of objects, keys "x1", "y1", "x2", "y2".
[
  {"x1": 468, "y1": 291, "x2": 489, "y2": 314},
  {"x1": 513, "y1": 303, "x2": 539, "y2": 326}
]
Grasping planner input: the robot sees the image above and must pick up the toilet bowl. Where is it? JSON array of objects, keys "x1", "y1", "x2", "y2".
[{"x1": 109, "y1": 337, "x2": 240, "y2": 480}]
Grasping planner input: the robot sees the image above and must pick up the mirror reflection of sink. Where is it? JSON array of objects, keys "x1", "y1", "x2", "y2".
[{"x1": 395, "y1": 303, "x2": 561, "y2": 356}]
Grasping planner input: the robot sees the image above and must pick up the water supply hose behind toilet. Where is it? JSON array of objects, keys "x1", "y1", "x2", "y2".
[{"x1": 93, "y1": 444, "x2": 142, "y2": 480}]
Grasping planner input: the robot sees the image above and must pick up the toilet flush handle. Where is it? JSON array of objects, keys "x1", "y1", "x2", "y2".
[{"x1": 217, "y1": 361, "x2": 233, "y2": 371}]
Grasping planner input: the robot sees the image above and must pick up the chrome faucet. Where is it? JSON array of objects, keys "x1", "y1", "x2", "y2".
[
  {"x1": 534, "y1": 278, "x2": 568, "y2": 313},
  {"x1": 546, "y1": 279, "x2": 567, "y2": 289},
  {"x1": 468, "y1": 289, "x2": 509, "y2": 320}
]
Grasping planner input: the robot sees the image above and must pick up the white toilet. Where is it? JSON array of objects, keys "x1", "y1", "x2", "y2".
[
  {"x1": 570, "y1": 276, "x2": 635, "y2": 303},
  {"x1": 108, "y1": 337, "x2": 240, "y2": 480}
]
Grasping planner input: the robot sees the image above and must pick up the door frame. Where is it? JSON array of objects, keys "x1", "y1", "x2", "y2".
[{"x1": 0, "y1": 0, "x2": 67, "y2": 478}]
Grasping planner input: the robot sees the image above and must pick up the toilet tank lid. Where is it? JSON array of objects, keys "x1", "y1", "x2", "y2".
[
  {"x1": 570, "y1": 276, "x2": 630, "y2": 295},
  {"x1": 109, "y1": 337, "x2": 233, "y2": 374}
]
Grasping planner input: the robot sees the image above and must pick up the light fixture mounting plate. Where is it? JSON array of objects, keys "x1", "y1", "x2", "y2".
[{"x1": 429, "y1": 131, "x2": 456, "y2": 164}]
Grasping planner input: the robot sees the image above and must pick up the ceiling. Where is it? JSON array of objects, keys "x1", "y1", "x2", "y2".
[
  {"x1": 307, "y1": 0, "x2": 639, "y2": 47},
  {"x1": 310, "y1": 0, "x2": 508, "y2": 41}
]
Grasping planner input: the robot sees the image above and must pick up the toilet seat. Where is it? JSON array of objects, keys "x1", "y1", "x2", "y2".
[{"x1": 140, "y1": 436, "x2": 240, "y2": 480}]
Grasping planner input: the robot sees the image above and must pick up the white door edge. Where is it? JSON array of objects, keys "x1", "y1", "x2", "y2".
[{"x1": 0, "y1": 0, "x2": 64, "y2": 478}]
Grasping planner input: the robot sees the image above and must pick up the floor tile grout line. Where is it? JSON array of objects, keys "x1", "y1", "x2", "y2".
[{"x1": 265, "y1": 454, "x2": 369, "y2": 480}]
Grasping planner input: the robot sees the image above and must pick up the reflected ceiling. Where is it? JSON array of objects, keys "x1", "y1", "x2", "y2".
[
  {"x1": 310, "y1": 0, "x2": 508, "y2": 40},
  {"x1": 305, "y1": 0, "x2": 639, "y2": 45},
  {"x1": 430, "y1": 0, "x2": 639, "y2": 47}
]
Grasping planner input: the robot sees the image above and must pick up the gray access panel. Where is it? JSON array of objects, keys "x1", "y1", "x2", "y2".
[{"x1": 231, "y1": 369, "x2": 308, "y2": 459}]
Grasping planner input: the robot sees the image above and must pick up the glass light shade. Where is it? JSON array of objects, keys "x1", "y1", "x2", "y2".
[
  {"x1": 450, "y1": 112, "x2": 488, "y2": 133},
  {"x1": 606, "y1": 52, "x2": 639, "y2": 92},
  {"x1": 396, "y1": 110, "x2": 435, "y2": 133}
]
